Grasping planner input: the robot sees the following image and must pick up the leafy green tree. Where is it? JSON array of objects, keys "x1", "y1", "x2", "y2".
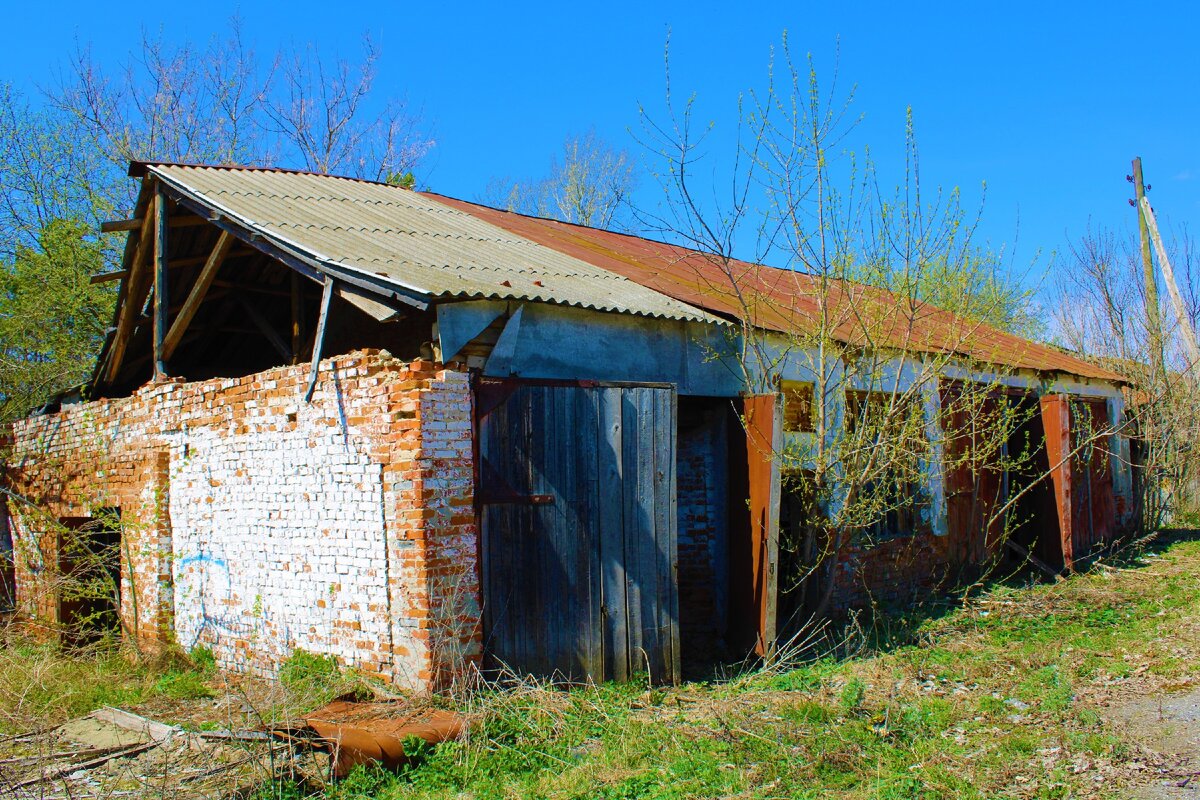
[
  {"x1": 0, "y1": 219, "x2": 110, "y2": 421},
  {"x1": 0, "y1": 23, "x2": 434, "y2": 417}
]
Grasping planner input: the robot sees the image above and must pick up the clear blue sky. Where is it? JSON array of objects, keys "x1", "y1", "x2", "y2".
[{"x1": 4, "y1": 0, "x2": 1197, "y2": 277}]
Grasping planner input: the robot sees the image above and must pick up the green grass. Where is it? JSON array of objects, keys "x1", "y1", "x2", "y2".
[
  {"x1": 7, "y1": 534, "x2": 1199, "y2": 798},
  {"x1": 289, "y1": 535, "x2": 1200, "y2": 799}
]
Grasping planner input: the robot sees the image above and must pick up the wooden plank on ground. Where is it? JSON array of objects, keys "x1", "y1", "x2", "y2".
[{"x1": 92, "y1": 707, "x2": 181, "y2": 742}]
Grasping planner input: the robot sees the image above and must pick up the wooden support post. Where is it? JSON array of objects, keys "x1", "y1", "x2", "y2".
[
  {"x1": 152, "y1": 186, "x2": 169, "y2": 380},
  {"x1": 1133, "y1": 157, "x2": 1165, "y2": 384},
  {"x1": 162, "y1": 231, "x2": 234, "y2": 361},
  {"x1": 291, "y1": 271, "x2": 303, "y2": 366},
  {"x1": 304, "y1": 279, "x2": 335, "y2": 402},
  {"x1": 1140, "y1": 196, "x2": 1200, "y2": 373},
  {"x1": 235, "y1": 293, "x2": 293, "y2": 362}
]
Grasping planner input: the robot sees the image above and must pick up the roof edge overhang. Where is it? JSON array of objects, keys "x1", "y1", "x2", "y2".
[{"x1": 143, "y1": 164, "x2": 434, "y2": 311}]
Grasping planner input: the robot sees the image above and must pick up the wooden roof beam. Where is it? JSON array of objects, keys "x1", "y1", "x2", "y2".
[
  {"x1": 100, "y1": 214, "x2": 211, "y2": 233},
  {"x1": 105, "y1": 191, "x2": 159, "y2": 383},
  {"x1": 162, "y1": 231, "x2": 235, "y2": 362},
  {"x1": 90, "y1": 246, "x2": 259, "y2": 284}
]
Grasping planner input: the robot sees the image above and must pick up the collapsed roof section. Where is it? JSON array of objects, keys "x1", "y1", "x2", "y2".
[{"x1": 90, "y1": 162, "x2": 1122, "y2": 397}]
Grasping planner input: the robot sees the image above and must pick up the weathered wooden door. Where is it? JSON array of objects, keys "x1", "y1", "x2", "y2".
[{"x1": 477, "y1": 380, "x2": 679, "y2": 684}]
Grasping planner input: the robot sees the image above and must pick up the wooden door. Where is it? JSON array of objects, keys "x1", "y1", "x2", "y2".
[{"x1": 477, "y1": 380, "x2": 679, "y2": 684}]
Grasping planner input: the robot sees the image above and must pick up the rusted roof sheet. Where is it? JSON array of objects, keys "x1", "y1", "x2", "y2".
[
  {"x1": 142, "y1": 164, "x2": 720, "y2": 324},
  {"x1": 136, "y1": 163, "x2": 1122, "y2": 382},
  {"x1": 429, "y1": 195, "x2": 1125, "y2": 382}
]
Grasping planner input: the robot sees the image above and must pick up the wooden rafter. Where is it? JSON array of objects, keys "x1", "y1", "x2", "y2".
[
  {"x1": 161, "y1": 231, "x2": 235, "y2": 362},
  {"x1": 105, "y1": 191, "x2": 159, "y2": 383},
  {"x1": 100, "y1": 215, "x2": 209, "y2": 233},
  {"x1": 235, "y1": 293, "x2": 293, "y2": 362},
  {"x1": 291, "y1": 272, "x2": 303, "y2": 366},
  {"x1": 91, "y1": 247, "x2": 258, "y2": 284},
  {"x1": 152, "y1": 186, "x2": 169, "y2": 380}
]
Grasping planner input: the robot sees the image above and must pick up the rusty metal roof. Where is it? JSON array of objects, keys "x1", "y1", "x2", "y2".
[
  {"x1": 143, "y1": 164, "x2": 721, "y2": 324},
  {"x1": 139, "y1": 163, "x2": 1122, "y2": 383},
  {"x1": 430, "y1": 195, "x2": 1126, "y2": 383}
]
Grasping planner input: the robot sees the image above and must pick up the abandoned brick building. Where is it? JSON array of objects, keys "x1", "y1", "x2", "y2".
[{"x1": 1, "y1": 163, "x2": 1133, "y2": 690}]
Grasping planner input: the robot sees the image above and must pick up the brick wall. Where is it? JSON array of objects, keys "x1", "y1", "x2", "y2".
[
  {"x1": 827, "y1": 531, "x2": 962, "y2": 611},
  {"x1": 3, "y1": 350, "x2": 478, "y2": 691}
]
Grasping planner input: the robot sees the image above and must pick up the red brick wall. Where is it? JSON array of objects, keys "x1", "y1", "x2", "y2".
[{"x1": 3, "y1": 350, "x2": 478, "y2": 691}]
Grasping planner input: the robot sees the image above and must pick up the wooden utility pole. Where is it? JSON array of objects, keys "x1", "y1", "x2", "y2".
[{"x1": 1132, "y1": 157, "x2": 1165, "y2": 383}]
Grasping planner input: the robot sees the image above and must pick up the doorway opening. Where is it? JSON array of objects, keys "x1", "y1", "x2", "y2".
[{"x1": 57, "y1": 508, "x2": 122, "y2": 645}]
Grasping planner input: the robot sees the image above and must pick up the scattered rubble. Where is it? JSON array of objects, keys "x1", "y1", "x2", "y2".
[{"x1": 0, "y1": 697, "x2": 467, "y2": 797}]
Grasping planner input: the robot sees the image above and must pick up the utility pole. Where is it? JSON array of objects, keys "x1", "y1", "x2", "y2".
[{"x1": 1131, "y1": 157, "x2": 1165, "y2": 384}]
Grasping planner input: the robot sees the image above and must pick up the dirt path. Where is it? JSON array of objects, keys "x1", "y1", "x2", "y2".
[{"x1": 1106, "y1": 687, "x2": 1200, "y2": 798}]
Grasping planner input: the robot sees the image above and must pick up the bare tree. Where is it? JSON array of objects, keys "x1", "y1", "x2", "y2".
[
  {"x1": 1053, "y1": 223, "x2": 1200, "y2": 528},
  {"x1": 263, "y1": 37, "x2": 433, "y2": 182},
  {"x1": 638, "y1": 34, "x2": 1089, "y2": 636},
  {"x1": 0, "y1": 22, "x2": 435, "y2": 419},
  {"x1": 482, "y1": 130, "x2": 636, "y2": 230},
  {"x1": 51, "y1": 23, "x2": 433, "y2": 210}
]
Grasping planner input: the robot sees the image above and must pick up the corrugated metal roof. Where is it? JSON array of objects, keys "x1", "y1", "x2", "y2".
[
  {"x1": 142, "y1": 163, "x2": 1122, "y2": 383},
  {"x1": 431, "y1": 195, "x2": 1126, "y2": 383},
  {"x1": 145, "y1": 164, "x2": 720, "y2": 324}
]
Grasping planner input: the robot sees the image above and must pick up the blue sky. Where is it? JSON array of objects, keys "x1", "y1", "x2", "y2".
[{"x1": 3, "y1": 0, "x2": 1197, "y2": 278}]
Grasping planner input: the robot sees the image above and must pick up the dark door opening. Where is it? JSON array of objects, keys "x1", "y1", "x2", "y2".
[
  {"x1": 675, "y1": 396, "x2": 733, "y2": 675},
  {"x1": 1, "y1": 497, "x2": 13, "y2": 612},
  {"x1": 58, "y1": 509, "x2": 122, "y2": 645},
  {"x1": 1005, "y1": 399, "x2": 1064, "y2": 573}
]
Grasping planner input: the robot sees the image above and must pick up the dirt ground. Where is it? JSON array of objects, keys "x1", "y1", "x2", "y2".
[{"x1": 1104, "y1": 687, "x2": 1200, "y2": 799}]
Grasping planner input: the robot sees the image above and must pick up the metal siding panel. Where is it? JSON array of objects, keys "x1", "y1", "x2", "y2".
[
  {"x1": 1040, "y1": 394, "x2": 1074, "y2": 569},
  {"x1": 744, "y1": 393, "x2": 782, "y2": 658}
]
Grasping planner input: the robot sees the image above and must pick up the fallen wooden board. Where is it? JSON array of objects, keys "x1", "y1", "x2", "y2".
[
  {"x1": 3, "y1": 741, "x2": 159, "y2": 792},
  {"x1": 92, "y1": 707, "x2": 182, "y2": 743}
]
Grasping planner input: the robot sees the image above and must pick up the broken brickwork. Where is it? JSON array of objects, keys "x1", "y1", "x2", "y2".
[{"x1": 3, "y1": 350, "x2": 478, "y2": 691}]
